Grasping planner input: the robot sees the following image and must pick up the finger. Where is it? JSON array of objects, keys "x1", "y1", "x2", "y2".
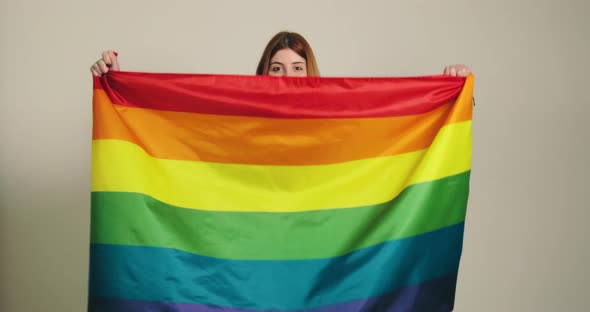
[
  {"x1": 91, "y1": 64, "x2": 102, "y2": 77},
  {"x1": 102, "y1": 51, "x2": 112, "y2": 66},
  {"x1": 450, "y1": 67, "x2": 457, "y2": 76},
  {"x1": 108, "y1": 50, "x2": 120, "y2": 71},
  {"x1": 90, "y1": 67, "x2": 99, "y2": 76},
  {"x1": 459, "y1": 67, "x2": 470, "y2": 77},
  {"x1": 97, "y1": 60, "x2": 109, "y2": 74},
  {"x1": 443, "y1": 66, "x2": 449, "y2": 75}
]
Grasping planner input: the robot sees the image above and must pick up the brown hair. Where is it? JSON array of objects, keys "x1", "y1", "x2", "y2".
[{"x1": 256, "y1": 31, "x2": 320, "y2": 76}]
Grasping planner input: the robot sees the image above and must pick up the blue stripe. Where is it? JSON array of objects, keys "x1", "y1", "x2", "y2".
[
  {"x1": 89, "y1": 274, "x2": 457, "y2": 312},
  {"x1": 89, "y1": 223, "x2": 464, "y2": 310}
]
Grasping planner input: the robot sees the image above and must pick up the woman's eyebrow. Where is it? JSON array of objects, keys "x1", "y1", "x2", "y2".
[{"x1": 270, "y1": 61, "x2": 305, "y2": 65}]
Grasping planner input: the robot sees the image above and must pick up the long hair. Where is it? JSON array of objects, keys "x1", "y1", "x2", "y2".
[{"x1": 256, "y1": 31, "x2": 320, "y2": 76}]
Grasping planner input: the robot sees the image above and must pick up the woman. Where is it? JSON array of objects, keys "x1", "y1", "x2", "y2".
[
  {"x1": 255, "y1": 31, "x2": 320, "y2": 77},
  {"x1": 90, "y1": 31, "x2": 470, "y2": 77}
]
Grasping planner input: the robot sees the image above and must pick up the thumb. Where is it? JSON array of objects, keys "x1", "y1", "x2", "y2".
[{"x1": 109, "y1": 50, "x2": 120, "y2": 71}]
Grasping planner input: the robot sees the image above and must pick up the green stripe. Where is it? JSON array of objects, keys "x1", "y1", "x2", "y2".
[{"x1": 91, "y1": 171, "x2": 469, "y2": 260}]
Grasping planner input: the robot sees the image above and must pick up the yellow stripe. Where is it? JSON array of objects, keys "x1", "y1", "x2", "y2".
[{"x1": 92, "y1": 121, "x2": 471, "y2": 212}]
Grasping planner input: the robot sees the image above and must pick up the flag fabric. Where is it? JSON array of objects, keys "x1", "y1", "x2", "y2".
[{"x1": 88, "y1": 71, "x2": 474, "y2": 312}]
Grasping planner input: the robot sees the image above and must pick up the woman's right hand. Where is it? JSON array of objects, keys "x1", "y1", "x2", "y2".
[{"x1": 90, "y1": 50, "x2": 120, "y2": 77}]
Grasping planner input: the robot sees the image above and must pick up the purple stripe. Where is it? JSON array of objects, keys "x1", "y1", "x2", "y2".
[{"x1": 88, "y1": 274, "x2": 456, "y2": 312}]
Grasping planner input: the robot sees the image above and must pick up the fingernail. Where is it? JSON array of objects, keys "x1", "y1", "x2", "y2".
[{"x1": 114, "y1": 51, "x2": 119, "y2": 57}]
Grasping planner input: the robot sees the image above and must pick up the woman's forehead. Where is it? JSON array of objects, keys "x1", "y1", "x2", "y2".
[{"x1": 271, "y1": 49, "x2": 306, "y2": 63}]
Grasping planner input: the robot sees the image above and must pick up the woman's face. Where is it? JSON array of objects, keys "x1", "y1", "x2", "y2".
[{"x1": 268, "y1": 49, "x2": 307, "y2": 77}]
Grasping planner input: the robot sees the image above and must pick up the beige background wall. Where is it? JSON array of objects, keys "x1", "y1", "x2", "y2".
[{"x1": 1, "y1": 0, "x2": 588, "y2": 311}]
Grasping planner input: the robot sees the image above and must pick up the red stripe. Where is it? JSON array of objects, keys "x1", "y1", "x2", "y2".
[{"x1": 93, "y1": 72, "x2": 466, "y2": 118}]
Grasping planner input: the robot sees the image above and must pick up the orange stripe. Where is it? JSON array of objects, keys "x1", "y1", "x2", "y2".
[{"x1": 92, "y1": 88, "x2": 471, "y2": 165}]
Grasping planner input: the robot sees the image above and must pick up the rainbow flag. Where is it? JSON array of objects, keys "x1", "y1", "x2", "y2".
[{"x1": 88, "y1": 72, "x2": 474, "y2": 312}]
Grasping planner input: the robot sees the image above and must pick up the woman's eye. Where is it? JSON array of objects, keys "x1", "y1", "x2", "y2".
[
  {"x1": 271, "y1": 67, "x2": 282, "y2": 72},
  {"x1": 295, "y1": 66, "x2": 304, "y2": 71}
]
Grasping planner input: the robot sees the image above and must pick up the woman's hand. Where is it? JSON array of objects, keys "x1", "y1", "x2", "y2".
[
  {"x1": 90, "y1": 50, "x2": 120, "y2": 77},
  {"x1": 443, "y1": 64, "x2": 471, "y2": 77}
]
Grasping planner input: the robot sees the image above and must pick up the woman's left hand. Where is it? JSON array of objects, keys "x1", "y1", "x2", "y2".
[{"x1": 443, "y1": 64, "x2": 471, "y2": 77}]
